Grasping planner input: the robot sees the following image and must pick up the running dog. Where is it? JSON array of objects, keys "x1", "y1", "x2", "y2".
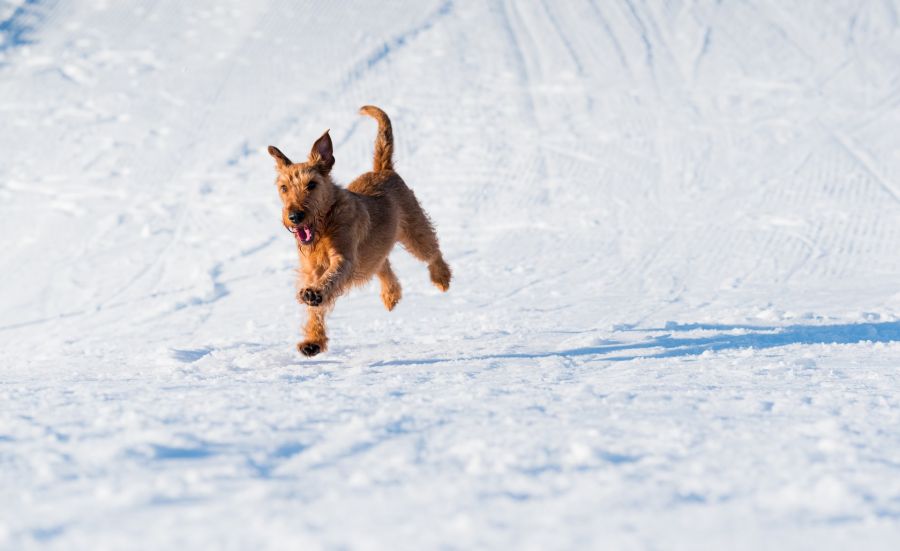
[{"x1": 268, "y1": 106, "x2": 452, "y2": 356}]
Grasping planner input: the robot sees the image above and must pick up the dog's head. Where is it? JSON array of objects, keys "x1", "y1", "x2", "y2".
[{"x1": 268, "y1": 131, "x2": 336, "y2": 246}]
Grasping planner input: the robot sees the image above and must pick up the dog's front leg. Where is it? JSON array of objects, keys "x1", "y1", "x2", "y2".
[
  {"x1": 298, "y1": 306, "x2": 328, "y2": 357},
  {"x1": 320, "y1": 251, "x2": 354, "y2": 304},
  {"x1": 300, "y1": 248, "x2": 353, "y2": 307},
  {"x1": 296, "y1": 251, "x2": 351, "y2": 357}
]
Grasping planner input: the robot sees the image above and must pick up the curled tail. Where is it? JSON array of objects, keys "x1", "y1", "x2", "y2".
[{"x1": 359, "y1": 105, "x2": 394, "y2": 172}]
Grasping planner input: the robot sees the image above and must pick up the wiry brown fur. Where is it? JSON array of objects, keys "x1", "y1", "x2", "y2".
[
  {"x1": 359, "y1": 105, "x2": 393, "y2": 172},
  {"x1": 268, "y1": 106, "x2": 452, "y2": 357}
]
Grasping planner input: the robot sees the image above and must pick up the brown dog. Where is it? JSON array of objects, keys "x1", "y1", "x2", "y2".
[{"x1": 268, "y1": 106, "x2": 452, "y2": 356}]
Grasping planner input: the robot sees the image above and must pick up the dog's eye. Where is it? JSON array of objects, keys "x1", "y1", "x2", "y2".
[
  {"x1": 307, "y1": 181, "x2": 317, "y2": 190},
  {"x1": 280, "y1": 185, "x2": 288, "y2": 193}
]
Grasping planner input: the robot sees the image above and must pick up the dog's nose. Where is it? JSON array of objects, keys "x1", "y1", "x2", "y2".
[{"x1": 288, "y1": 210, "x2": 305, "y2": 224}]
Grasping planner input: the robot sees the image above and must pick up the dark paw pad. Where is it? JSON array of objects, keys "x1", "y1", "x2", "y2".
[
  {"x1": 299, "y1": 342, "x2": 321, "y2": 357},
  {"x1": 300, "y1": 288, "x2": 323, "y2": 306}
]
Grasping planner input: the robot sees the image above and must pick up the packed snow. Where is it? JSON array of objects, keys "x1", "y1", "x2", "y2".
[{"x1": 3, "y1": 0, "x2": 900, "y2": 549}]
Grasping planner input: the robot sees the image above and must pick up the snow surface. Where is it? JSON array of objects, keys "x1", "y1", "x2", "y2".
[{"x1": 3, "y1": 0, "x2": 900, "y2": 549}]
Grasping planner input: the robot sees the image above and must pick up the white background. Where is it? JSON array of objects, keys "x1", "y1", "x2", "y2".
[{"x1": 2, "y1": 1, "x2": 900, "y2": 549}]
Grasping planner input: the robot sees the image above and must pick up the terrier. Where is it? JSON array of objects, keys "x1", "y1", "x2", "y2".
[{"x1": 268, "y1": 106, "x2": 452, "y2": 356}]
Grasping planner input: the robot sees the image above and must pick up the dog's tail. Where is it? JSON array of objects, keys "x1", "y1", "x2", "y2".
[{"x1": 359, "y1": 105, "x2": 394, "y2": 172}]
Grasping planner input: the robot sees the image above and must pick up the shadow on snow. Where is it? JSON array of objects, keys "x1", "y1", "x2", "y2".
[
  {"x1": 0, "y1": 0, "x2": 46, "y2": 55},
  {"x1": 371, "y1": 320, "x2": 900, "y2": 367}
]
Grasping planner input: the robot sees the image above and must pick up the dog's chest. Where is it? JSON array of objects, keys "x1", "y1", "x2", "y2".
[{"x1": 298, "y1": 244, "x2": 330, "y2": 279}]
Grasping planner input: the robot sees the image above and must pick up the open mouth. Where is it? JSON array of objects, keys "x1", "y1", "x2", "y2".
[{"x1": 289, "y1": 224, "x2": 315, "y2": 245}]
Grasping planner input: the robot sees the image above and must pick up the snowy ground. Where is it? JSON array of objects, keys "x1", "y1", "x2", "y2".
[{"x1": 3, "y1": 0, "x2": 900, "y2": 549}]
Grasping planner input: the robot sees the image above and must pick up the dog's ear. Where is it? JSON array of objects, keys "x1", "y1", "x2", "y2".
[
  {"x1": 309, "y1": 130, "x2": 335, "y2": 173},
  {"x1": 268, "y1": 146, "x2": 292, "y2": 170}
]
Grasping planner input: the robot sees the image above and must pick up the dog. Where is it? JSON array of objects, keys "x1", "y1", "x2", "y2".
[{"x1": 267, "y1": 106, "x2": 452, "y2": 357}]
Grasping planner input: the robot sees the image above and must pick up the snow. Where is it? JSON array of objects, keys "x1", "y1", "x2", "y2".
[{"x1": 2, "y1": 0, "x2": 900, "y2": 548}]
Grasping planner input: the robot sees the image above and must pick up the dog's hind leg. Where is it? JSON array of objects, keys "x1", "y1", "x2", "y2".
[
  {"x1": 398, "y1": 194, "x2": 452, "y2": 292},
  {"x1": 377, "y1": 259, "x2": 403, "y2": 311},
  {"x1": 298, "y1": 307, "x2": 328, "y2": 357}
]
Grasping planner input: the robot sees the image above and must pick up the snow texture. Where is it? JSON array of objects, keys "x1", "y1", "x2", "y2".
[{"x1": 3, "y1": 1, "x2": 900, "y2": 549}]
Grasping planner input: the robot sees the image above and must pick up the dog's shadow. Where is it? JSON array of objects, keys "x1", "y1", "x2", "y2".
[
  {"x1": 372, "y1": 320, "x2": 900, "y2": 366},
  {"x1": 601, "y1": 320, "x2": 900, "y2": 361}
]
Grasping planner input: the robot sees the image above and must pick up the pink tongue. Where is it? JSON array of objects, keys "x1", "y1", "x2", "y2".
[{"x1": 302, "y1": 227, "x2": 312, "y2": 241}]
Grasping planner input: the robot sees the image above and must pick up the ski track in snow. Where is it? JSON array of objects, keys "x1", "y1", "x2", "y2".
[{"x1": 2, "y1": 1, "x2": 900, "y2": 549}]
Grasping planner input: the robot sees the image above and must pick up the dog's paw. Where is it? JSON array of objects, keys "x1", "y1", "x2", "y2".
[
  {"x1": 381, "y1": 286, "x2": 402, "y2": 311},
  {"x1": 299, "y1": 287, "x2": 324, "y2": 306},
  {"x1": 428, "y1": 259, "x2": 452, "y2": 292},
  {"x1": 297, "y1": 341, "x2": 323, "y2": 357},
  {"x1": 382, "y1": 293, "x2": 400, "y2": 311}
]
